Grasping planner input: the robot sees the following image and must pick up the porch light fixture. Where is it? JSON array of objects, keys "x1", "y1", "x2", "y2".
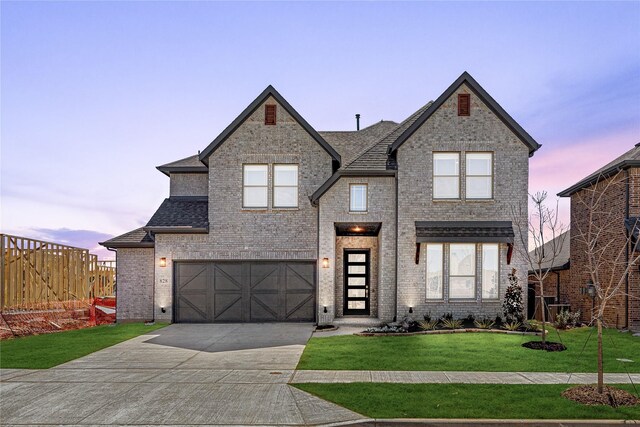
[
  {"x1": 409, "y1": 306, "x2": 413, "y2": 314},
  {"x1": 322, "y1": 258, "x2": 330, "y2": 268},
  {"x1": 323, "y1": 306, "x2": 328, "y2": 313},
  {"x1": 352, "y1": 226, "x2": 363, "y2": 232},
  {"x1": 161, "y1": 306, "x2": 166, "y2": 313},
  {"x1": 586, "y1": 280, "x2": 596, "y2": 299},
  {"x1": 159, "y1": 257, "x2": 167, "y2": 268}
]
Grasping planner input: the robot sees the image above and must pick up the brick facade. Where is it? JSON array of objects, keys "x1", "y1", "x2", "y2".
[
  {"x1": 169, "y1": 173, "x2": 208, "y2": 197},
  {"x1": 395, "y1": 83, "x2": 529, "y2": 319},
  {"x1": 115, "y1": 248, "x2": 154, "y2": 322},
  {"x1": 567, "y1": 170, "x2": 640, "y2": 330}
]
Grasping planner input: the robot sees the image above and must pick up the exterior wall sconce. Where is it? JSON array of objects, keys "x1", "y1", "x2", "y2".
[
  {"x1": 409, "y1": 306, "x2": 413, "y2": 314},
  {"x1": 323, "y1": 306, "x2": 328, "y2": 313},
  {"x1": 586, "y1": 280, "x2": 596, "y2": 299},
  {"x1": 322, "y1": 258, "x2": 329, "y2": 268},
  {"x1": 161, "y1": 306, "x2": 166, "y2": 313},
  {"x1": 159, "y1": 257, "x2": 167, "y2": 268}
]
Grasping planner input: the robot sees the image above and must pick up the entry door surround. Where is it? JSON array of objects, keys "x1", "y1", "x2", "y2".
[{"x1": 343, "y1": 249, "x2": 370, "y2": 315}]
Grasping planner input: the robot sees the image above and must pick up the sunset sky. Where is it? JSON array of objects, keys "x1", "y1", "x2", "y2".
[{"x1": 2, "y1": 1, "x2": 639, "y2": 259}]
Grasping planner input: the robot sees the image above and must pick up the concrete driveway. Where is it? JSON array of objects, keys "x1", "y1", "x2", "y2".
[{"x1": 0, "y1": 323, "x2": 363, "y2": 426}]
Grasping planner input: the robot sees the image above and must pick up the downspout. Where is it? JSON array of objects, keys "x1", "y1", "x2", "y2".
[
  {"x1": 316, "y1": 201, "x2": 320, "y2": 325},
  {"x1": 625, "y1": 169, "x2": 630, "y2": 329},
  {"x1": 394, "y1": 167, "x2": 399, "y2": 322},
  {"x1": 555, "y1": 271, "x2": 560, "y2": 304}
]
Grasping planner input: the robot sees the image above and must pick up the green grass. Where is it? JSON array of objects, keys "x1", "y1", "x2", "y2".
[
  {"x1": 0, "y1": 323, "x2": 167, "y2": 369},
  {"x1": 298, "y1": 327, "x2": 640, "y2": 372},
  {"x1": 295, "y1": 383, "x2": 640, "y2": 420}
]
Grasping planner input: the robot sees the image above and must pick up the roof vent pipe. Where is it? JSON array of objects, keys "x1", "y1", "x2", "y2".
[{"x1": 355, "y1": 114, "x2": 360, "y2": 131}]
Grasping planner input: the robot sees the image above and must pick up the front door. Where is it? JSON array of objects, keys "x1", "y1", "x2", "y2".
[{"x1": 343, "y1": 249, "x2": 370, "y2": 315}]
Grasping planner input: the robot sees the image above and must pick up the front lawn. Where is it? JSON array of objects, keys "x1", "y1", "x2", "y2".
[
  {"x1": 295, "y1": 383, "x2": 640, "y2": 420},
  {"x1": 0, "y1": 322, "x2": 167, "y2": 369},
  {"x1": 298, "y1": 327, "x2": 640, "y2": 372}
]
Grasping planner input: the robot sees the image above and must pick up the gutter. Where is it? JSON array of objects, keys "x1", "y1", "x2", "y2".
[{"x1": 143, "y1": 226, "x2": 209, "y2": 234}]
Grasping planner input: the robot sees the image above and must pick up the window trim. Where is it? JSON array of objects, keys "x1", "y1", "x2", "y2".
[
  {"x1": 433, "y1": 152, "x2": 461, "y2": 200},
  {"x1": 242, "y1": 164, "x2": 269, "y2": 209},
  {"x1": 448, "y1": 243, "x2": 477, "y2": 300},
  {"x1": 465, "y1": 152, "x2": 494, "y2": 200},
  {"x1": 349, "y1": 183, "x2": 368, "y2": 212},
  {"x1": 272, "y1": 164, "x2": 299, "y2": 208},
  {"x1": 481, "y1": 243, "x2": 500, "y2": 300},
  {"x1": 425, "y1": 243, "x2": 444, "y2": 301}
]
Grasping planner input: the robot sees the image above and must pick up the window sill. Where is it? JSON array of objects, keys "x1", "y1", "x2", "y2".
[
  {"x1": 349, "y1": 211, "x2": 368, "y2": 214},
  {"x1": 447, "y1": 298, "x2": 478, "y2": 302},
  {"x1": 432, "y1": 199, "x2": 495, "y2": 203},
  {"x1": 272, "y1": 207, "x2": 300, "y2": 211}
]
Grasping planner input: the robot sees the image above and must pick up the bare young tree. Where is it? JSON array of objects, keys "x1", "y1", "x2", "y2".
[
  {"x1": 512, "y1": 191, "x2": 568, "y2": 344},
  {"x1": 571, "y1": 170, "x2": 640, "y2": 394}
]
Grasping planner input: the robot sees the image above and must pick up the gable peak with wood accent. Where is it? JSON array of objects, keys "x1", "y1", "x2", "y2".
[{"x1": 198, "y1": 85, "x2": 341, "y2": 166}]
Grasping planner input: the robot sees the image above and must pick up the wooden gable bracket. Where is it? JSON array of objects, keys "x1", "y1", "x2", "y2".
[
  {"x1": 415, "y1": 243, "x2": 420, "y2": 265},
  {"x1": 507, "y1": 243, "x2": 513, "y2": 265}
]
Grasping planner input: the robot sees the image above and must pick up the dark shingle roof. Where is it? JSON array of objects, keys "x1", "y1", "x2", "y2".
[
  {"x1": 415, "y1": 221, "x2": 515, "y2": 243},
  {"x1": 528, "y1": 230, "x2": 570, "y2": 272},
  {"x1": 99, "y1": 227, "x2": 155, "y2": 248},
  {"x1": 345, "y1": 102, "x2": 433, "y2": 171},
  {"x1": 156, "y1": 154, "x2": 208, "y2": 176},
  {"x1": 319, "y1": 120, "x2": 398, "y2": 168},
  {"x1": 145, "y1": 197, "x2": 209, "y2": 231},
  {"x1": 558, "y1": 144, "x2": 640, "y2": 197}
]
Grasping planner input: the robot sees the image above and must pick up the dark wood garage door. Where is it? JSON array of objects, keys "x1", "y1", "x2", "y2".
[{"x1": 174, "y1": 261, "x2": 316, "y2": 323}]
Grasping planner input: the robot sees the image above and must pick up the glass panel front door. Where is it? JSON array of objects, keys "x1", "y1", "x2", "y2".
[{"x1": 344, "y1": 249, "x2": 370, "y2": 315}]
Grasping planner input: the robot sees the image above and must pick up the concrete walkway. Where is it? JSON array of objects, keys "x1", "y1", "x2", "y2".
[
  {"x1": 292, "y1": 370, "x2": 640, "y2": 384},
  {"x1": 0, "y1": 324, "x2": 363, "y2": 426}
]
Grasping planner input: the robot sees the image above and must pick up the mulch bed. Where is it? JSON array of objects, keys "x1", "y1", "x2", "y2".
[
  {"x1": 315, "y1": 325, "x2": 339, "y2": 332},
  {"x1": 357, "y1": 328, "x2": 541, "y2": 337},
  {"x1": 522, "y1": 340, "x2": 567, "y2": 352},
  {"x1": 563, "y1": 385, "x2": 640, "y2": 407}
]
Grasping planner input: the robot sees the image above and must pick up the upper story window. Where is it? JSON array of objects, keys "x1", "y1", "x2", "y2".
[
  {"x1": 433, "y1": 152, "x2": 460, "y2": 199},
  {"x1": 458, "y1": 94, "x2": 470, "y2": 116},
  {"x1": 243, "y1": 164, "x2": 268, "y2": 208},
  {"x1": 449, "y1": 243, "x2": 476, "y2": 299},
  {"x1": 350, "y1": 184, "x2": 368, "y2": 212},
  {"x1": 273, "y1": 164, "x2": 298, "y2": 208},
  {"x1": 265, "y1": 104, "x2": 276, "y2": 125},
  {"x1": 466, "y1": 152, "x2": 493, "y2": 199}
]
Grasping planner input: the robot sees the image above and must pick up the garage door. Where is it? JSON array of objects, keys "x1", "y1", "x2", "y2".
[{"x1": 174, "y1": 261, "x2": 316, "y2": 323}]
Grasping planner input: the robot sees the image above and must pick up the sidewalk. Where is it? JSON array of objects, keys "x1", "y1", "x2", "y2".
[{"x1": 292, "y1": 370, "x2": 640, "y2": 384}]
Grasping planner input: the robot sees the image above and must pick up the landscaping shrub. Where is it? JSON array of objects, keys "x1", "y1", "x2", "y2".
[
  {"x1": 524, "y1": 320, "x2": 542, "y2": 332},
  {"x1": 474, "y1": 317, "x2": 495, "y2": 329},
  {"x1": 502, "y1": 321, "x2": 522, "y2": 331},
  {"x1": 555, "y1": 309, "x2": 581, "y2": 330},
  {"x1": 418, "y1": 319, "x2": 438, "y2": 330},
  {"x1": 502, "y1": 270, "x2": 524, "y2": 324},
  {"x1": 440, "y1": 318, "x2": 463, "y2": 329}
]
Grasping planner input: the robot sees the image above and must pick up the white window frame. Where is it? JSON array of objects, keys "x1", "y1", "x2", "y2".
[
  {"x1": 465, "y1": 152, "x2": 493, "y2": 199},
  {"x1": 349, "y1": 184, "x2": 368, "y2": 212},
  {"x1": 425, "y1": 243, "x2": 444, "y2": 300},
  {"x1": 272, "y1": 164, "x2": 299, "y2": 208},
  {"x1": 433, "y1": 152, "x2": 460, "y2": 199},
  {"x1": 481, "y1": 243, "x2": 500, "y2": 300},
  {"x1": 243, "y1": 164, "x2": 268, "y2": 208},
  {"x1": 448, "y1": 243, "x2": 476, "y2": 299}
]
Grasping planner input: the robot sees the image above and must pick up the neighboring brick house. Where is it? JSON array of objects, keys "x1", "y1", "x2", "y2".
[
  {"x1": 556, "y1": 145, "x2": 640, "y2": 330},
  {"x1": 101, "y1": 72, "x2": 540, "y2": 324}
]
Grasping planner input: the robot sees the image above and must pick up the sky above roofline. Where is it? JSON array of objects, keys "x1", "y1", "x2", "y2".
[{"x1": 2, "y1": 1, "x2": 639, "y2": 259}]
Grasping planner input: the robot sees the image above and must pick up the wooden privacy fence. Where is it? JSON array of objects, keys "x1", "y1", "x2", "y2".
[{"x1": 0, "y1": 234, "x2": 116, "y2": 310}]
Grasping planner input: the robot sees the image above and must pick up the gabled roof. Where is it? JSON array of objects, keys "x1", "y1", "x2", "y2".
[
  {"x1": 145, "y1": 196, "x2": 209, "y2": 233},
  {"x1": 345, "y1": 102, "x2": 433, "y2": 171},
  {"x1": 198, "y1": 85, "x2": 341, "y2": 165},
  {"x1": 558, "y1": 144, "x2": 640, "y2": 197},
  {"x1": 156, "y1": 154, "x2": 208, "y2": 176},
  {"x1": 388, "y1": 72, "x2": 541, "y2": 156},
  {"x1": 99, "y1": 227, "x2": 155, "y2": 249},
  {"x1": 527, "y1": 230, "x2": 570, "y2": 272}
]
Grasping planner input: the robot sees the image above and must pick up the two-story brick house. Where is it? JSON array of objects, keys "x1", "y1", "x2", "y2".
[{"x1": 101, "y1": 72, "x2": 540, "y2": 324}]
